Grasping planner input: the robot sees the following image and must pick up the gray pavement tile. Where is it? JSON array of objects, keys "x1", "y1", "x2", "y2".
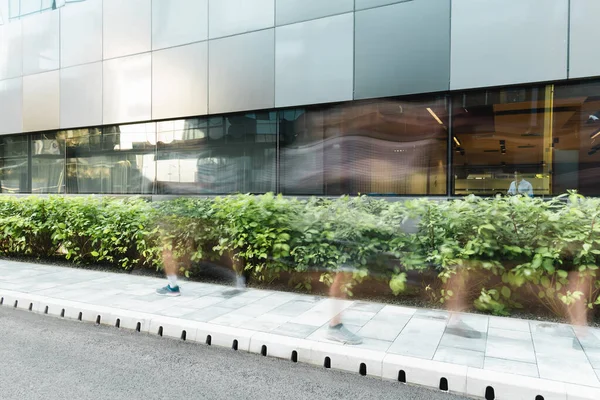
[
  {"x1": 340, "y1": 310, "x2": 376, "y2": 327},
  {"x1": 387, "y1": 318, "x2": 446, "y2": 359},
  {"x1": 182, "y1": 306, "x2": 233, "y2": 322},
  {"x1": 269, "y1": 300, "x2": 319, "y2": 317},
  {"x1": 179, "y1": 296, "x2": 226, "y2": 310},
  {"x1": 448, "y1": 313, "x2": 489, "y2": 333},
  {"x1": 347, "y1": 338, "x2": 392, "y2": 352},
  {"x1": 242, "y1": 314, "x2": 294, "y2": 333},
  {"x1": 596, "y1": 369, "x2": 600, "y2": 381},
  {"x1": 156, "y1": 306, "x2": 200, "y2": 318},
  {"x1": 530, "y1": 321, "x2": 575, "y2": 338},
  {"x1": 357, "y1": 317, "x2": 408, "y2": 341},
  {"x1": 483, "y1": 357, "x2": 539, "y2": 378},
  {"x1": 347, "y1": 301, "x2": 385, "y2": 313},
  {"x1": 532, "y1": 333, "x2": 589, "y2": 362},
  {"x1": 485, "y1": 335, "x2": 536, "y2": 363},
  {"x1": 271, "y1": 323, "x2": 319, "y2": 339},
  {"x1": 536, "y1": 354, "x2": 600, "y2": 386},
  {"x1": 488, "y1": 327, "x2": 531, "y2": 341},
  {"x1": 583, "y1": 347, "x2": 600, "y2": 369},
  {"x1": 210, "y1": 312, "x2": 255, "y2": 328},
  {"x1": 413, "y1": 309, "x2": 450, "y2": 321},
  {"x1": 433, "y1": 346, "x2": 484, "y2": 368},
  {"x1": 438, "y1": 331, "x2": 487, "y2": 352},
  {"x1": 306, "y1": 324, "x2": 361, "y2": 343}
]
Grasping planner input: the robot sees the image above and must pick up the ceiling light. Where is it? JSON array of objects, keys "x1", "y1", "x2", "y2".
[
  {"x1": 426, "y1": 108, "x2": 444, "y2": 125},
  {"x1": 453, "y1": 137, "x2": 461, "y2": 146}
]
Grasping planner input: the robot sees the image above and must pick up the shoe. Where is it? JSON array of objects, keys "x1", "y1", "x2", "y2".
[
  {"x1": 156, "y1": 285, "x2": 181, "y2": 297},
  {"x1": 326, "y1": 324, "x2": 363, "y2": 345}
]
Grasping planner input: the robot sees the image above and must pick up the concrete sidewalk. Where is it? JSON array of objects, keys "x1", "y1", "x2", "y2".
[{"x1": 1, "y1": 260, "x2": 599, "y2": 399}]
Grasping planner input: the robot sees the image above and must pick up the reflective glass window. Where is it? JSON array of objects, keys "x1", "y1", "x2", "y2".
[
  {"x1": 553, "y1": 80, "x2": 600, "y2": 196},
  {"x1": 156, "y1": 113, "x2": 276, "y2": 194},
  {"x1": 64, "y1": 123, "x2": 156, "y2": 194},
  {"x1": 31, "y1": 131, "x2": 65, "y2": 193},
  {"x1": 280, "y1": 97, "x2": 448, "y2": 196},
  {"x1": 0, "y1": 135, "x2": 28, "y2": 193}
]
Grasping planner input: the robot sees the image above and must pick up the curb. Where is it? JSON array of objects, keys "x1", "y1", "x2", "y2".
[{"x1": 1, "y1": 289, "x2": 599, "y2": 400}]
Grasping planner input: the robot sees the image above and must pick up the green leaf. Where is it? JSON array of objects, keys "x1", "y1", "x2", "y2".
[
  {"x1": 557, "y1": 270, "x2": 568, "y2": 279},
  {"x1": 501, "y1": 286, "x2": 511, "y2": 299},
  {"x1": 91, "y1": 251, "x2": 99, "y2": 257}
]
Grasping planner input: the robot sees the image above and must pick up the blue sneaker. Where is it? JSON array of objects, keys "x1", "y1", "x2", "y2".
[{"x1": 156, "y1": 285, "x2": 181, "y2": 297}]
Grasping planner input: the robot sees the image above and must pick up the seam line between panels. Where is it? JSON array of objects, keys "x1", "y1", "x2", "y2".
[
  {"x1": 276, "y1": 10, "x2": 356, "y2": 29},
  {"x1": 567, "y1": 0, "x2": 571, "y2": 78},
  {"x1": 352, "y1": 0, "x2": 356, "y2": 100}
]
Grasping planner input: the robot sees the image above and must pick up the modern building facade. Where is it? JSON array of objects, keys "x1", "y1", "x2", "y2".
[{"x1": 0, "y1": 0, "x2": 598, "y2": 197}]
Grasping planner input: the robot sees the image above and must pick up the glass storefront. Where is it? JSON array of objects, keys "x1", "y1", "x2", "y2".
[{"x1": 1, "y1": 78, "x2": 600, "y2": 197}]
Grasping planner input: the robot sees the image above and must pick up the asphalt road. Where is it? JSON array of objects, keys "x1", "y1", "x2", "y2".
[{"x1": 0, "y1": 307, "x2": 471, "y2": 400}]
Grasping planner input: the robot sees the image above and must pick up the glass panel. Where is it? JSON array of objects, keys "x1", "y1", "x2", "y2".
[
  {"x1": 156, "y1": 114, "x2": 276, "y2": 194},
  {"x1": 553, "y1": 80, "x2": 600, "y2": 196},
  {"x1": 31, "y1": 131, "x2": 65, "y2": 193},
  {"x1": 280, "y1": 96, "x2": 448, "y2": 196},
  {"x1": 64, "y1": 123, "x2": 156, "y2": 194},
  {"x1": 0, "y1": 135, "x2": 28, "y2": 193},
  {"x1": 452, "y1": 86, "x2": 552, "y2": 196}
]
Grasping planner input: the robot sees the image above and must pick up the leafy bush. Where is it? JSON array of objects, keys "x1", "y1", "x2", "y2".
[{"x1": 0, "y1": 192, "x2": 598, "y2": 318}]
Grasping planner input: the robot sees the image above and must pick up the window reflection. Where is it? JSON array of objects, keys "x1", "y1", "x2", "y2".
[
  {"x1": 0, "y1": 135, "x2": 28, "y2": 193},
  {"x1": 156, "y1": 113, "x2": 276, "y2": 194},
  {"x1": 31, "y1": 132, "x2": 64, "y2": 193},
  {"x1": 280, "y1": 97, "x2": 448, "y2": 196},
  {"x1": 64, "y1": 123, "x2": 155, "y2": 194},
  {"x1": 553, "y1": 81, "x2": 600, "y2": 196},
  {"x1": 452, "y1": 86, "x2": 553, "y2": 196}
]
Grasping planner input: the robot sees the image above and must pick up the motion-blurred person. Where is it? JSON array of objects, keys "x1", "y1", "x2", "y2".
[
  {"x1": 326, "y1": 268, "x2": 363, "y2": 345},
  {"x1": 156, "y1": 248, "x2": 181, "y2": 296},
  {"x1": 443, "y1": 264, "x2": 482, "y2": 339}
]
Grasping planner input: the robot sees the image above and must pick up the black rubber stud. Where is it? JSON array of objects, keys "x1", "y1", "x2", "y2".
[
  {"x1": 77, "y1": 312, "x2": 82, "y2": 321},
  {"x1": 535, "y1": 396, "x2": 544, "y2": 400},
  {"x1": 324, "y1": 357, "x2": 331, "y2": 369},
  {"x1": 485, "y1": 386, "x2": 495, "y2": 400},
  {"x1": 291, "y1": 351, "x2": 298, "y2": 363},
  {"x1": 261, "y1": 345, "x2": 267, "y2": 357},
  {"x1": 359, "y1": 363, "x2": 367, "y2": 376},
  {"x1": 206, "y1": 335, "x2": 212, "y2": 345},
  {"x1": 13, "y1": 300, "x2": 18, "y2": 308},
  {"x1": 95, "y1": 315, "x2": 101, "y2": 325},
  {"x1": 115, "y1": 318, "x2": 121, "y2": 328},
  {"x1": 158, "y1": 326, "x2": 163, "y2": 337},
  {"x1": 232, "y1": 340, "x2": 238, "y2": 351},
  {"x1": 0, "y1": 297, "x2": 3, "y2": 305},
  {"x1": 60, "y1": 309, "x2": 65, "y2": 317},
  {"x1": 439, "y1": 377, "x2": 449, "y2": 391},
  {"x1": 136, "y1": 322, "x2": 141, "y2": 332},
  {"x1": 181, "y1": 330, "x2": 187, "y2": 341},
  {"x1": 398, "y1": 370, "x2": 406, "y2": 383},
  {"x1": 44, "y1": 306, "x2": 48, "y2": 314},
  {"x1": 28, "y1": 303, "x2": 33, "y2": 311}
]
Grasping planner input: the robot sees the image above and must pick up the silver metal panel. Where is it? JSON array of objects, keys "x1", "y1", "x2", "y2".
[
  {"x1": 451, "y1": 0, "x2": 568, "y2": 90},
  {"x1": 23, "y1": 70, "x2": 60, "y2": 132},
  {"x1": 22, "y1": 10, "x2": 60, "y2": 75},
  {"x1": 275, "y1": 13, "x2": 353, "y2": 107},
  {"x1": 275, "y1": 0, "x2": 353, "y2": 25},
  {"x1": 103, "y1": 0, "x2": 151, "y2": 60},
  {"x1": 209, "y1": 29, "x2": 275, "y2": 114},
  {"x1": 60, "y1": 0, "x2": 103, "y2": 68},
  {"x1": 355, "y1": 0, "x2": 408, "y2": 10},
  {"x1": 60, "y1": 62, "x2": 103, "y2": 128},
  {"x1": 354, "y1": 0, "x2": 450, "y2": 99},
  {"x1": 569, "y1": 0, "x2": 600, "y2": 78},
  {"x1": 152, "y1": 42, "x2": 208, "y2": 120},
  {"x1": 208, "y1": 0, "x2": 274, "y2": 39},
  {"x1": 103, "y1": 53, "x2": 152, "y2": 125},
  {"x1": 0, "y1": 77, "x2": 23, "y2": 134},
  {"x1": 152, "y1": 0, "x2": 208, "y2": 50},
  {"x1": 0, "y1": 19, "x2": 22, "y2": 80}
]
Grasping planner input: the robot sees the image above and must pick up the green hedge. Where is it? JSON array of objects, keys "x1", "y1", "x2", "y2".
[{"x1": 1, "y1": 193, "x2": 599, "y2": 316}]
